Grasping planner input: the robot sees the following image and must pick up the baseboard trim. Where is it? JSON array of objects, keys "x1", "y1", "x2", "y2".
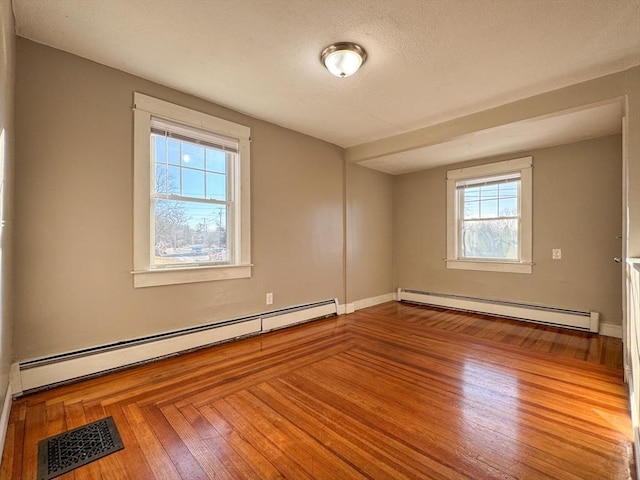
[
  {"x1": 337, "y1": 303, "x2": 354, "y2": 314},
  {"x1": 339, "y1": 293, "x2": 396, "y2": 315},
  {"x1": 353, "y1": 293, "x2": 397, "y2": 311},
  {"x1": 600, "y1": 323, "x2": 623, "y2": 338},
  {"x1": 0, "y1": 385, "x2": 12, "y2": 461}
]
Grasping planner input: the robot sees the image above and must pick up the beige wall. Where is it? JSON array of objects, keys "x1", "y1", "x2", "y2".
[
  {"x1": 14, "y1": 39, "x2": 345, "y2": 360},
  {"x1": 0, "y1": 0, "x2": 15, "y2": 401},
  {"x1": 394, "y1": 135, "x2": 623, "y2": 325},
  {"x1": 625, "y1": 67, "x2": 640, "y2": 258},
  {"x1": 346, "y1": 163, "x2": 394, "y2": 303}
]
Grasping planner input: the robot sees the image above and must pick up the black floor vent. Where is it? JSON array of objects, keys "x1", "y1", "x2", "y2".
[{"x1": 37, "y1": 416, "x2": 124, "y2": 480}]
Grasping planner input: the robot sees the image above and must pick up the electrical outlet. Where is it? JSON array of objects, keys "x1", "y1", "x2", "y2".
[
  {"x1": 552, "y1": 249, "x2": 562, "y2": 260},
  {"x1": 266, "y1": 292, "x2": 273, "y2": 305}
]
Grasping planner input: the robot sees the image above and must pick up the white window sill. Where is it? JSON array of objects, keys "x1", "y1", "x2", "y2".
[
  {"x1": 446, "y1": 259, "x2": 533, "y2": 274},
  {"x1": 132, "y1": 264, "x2": 253, "y2": 288}
]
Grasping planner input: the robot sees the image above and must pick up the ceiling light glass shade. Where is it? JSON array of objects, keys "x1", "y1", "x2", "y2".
[{"x1": 321, "y1": 42, "x2": 367, "y2": 78}]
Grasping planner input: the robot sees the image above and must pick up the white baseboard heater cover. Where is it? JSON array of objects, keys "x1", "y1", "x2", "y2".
[
  {"x1": 16, "y1": 299, "x2": 338, "y2": 394},
  {"x1": 397, "y1": 289, "x2": 599, "y2": 333},
  {"x1": 261, "y1": 300, "x2": 338, "y2": 332}
]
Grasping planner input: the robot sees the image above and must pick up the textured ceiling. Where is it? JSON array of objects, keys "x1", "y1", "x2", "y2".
[{"x1": 12, "y1": 0, "x2": 640, "y2": 172}]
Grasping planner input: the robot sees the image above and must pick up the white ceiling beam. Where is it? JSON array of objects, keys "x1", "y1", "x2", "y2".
[{"x1": 345, "y1": 67, "x2": 634, "y2": 164}]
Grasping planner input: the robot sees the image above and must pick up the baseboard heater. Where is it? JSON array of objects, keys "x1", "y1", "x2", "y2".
[
  {"x1": 261, "y1": 299, "x2": 337, "y2": 332},
  {"x1": 15, "y1": 299, "x2": 338, "y2": 394},
  {"x1": 397, "y1": 289, "x2": 599, "y2": 333}
]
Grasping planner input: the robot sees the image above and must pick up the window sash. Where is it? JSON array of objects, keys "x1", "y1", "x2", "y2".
[
  {"x1": 456, "y1": 177, "x2": 521, "y2": 262},
  {"x1": 151, "y1": 134, "x2": 233, "y2": 204},
  {"x1": 457, "y1": 177, "x2": 522, "y2": 261},
  {"x1": 150, "y1": 199, "x2": 232, "y2": 268},
  {"x1": 461, "y1": 193, "x2": 519, "y2": 222},
  {"x1": 148, "y1": 120, "x2": 236, "y2": 269},
  {"x1": 459, "y1": 218, "x2": 521, "y2": 261}
]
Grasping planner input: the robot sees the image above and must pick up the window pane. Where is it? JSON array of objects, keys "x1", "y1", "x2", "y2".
[
  {"x1": 153, "y1": 198, "x2": 230, "y2": 267},
  {"x1": 182, "y1": 142, "x2": 205, "y2": 170},
  {"x1": 480, "y1": 184, "x2": 498, "y2": 200},
  {"x1": 155, "y1": 163, "x2": 168, "y2": 193},
  {"x1": 499, "y1": 181, "x2": 518, "y2": 197},
  {"x1": 164, "y1": 165, "x2": 180, "y2": 195},
  {"x1": 480, "y1": 199, "x2": 498, "y2": 218},
  {"x1": 160, "y1": 165, "x2": 179, "y2": 195},
  {"x1": 463, "y1": 200, "x2": 479, "y2": 219},
  {"x1": 499, "y1": 196, "x2": 517, "y2": 216},
  {"x1": 461, "y1": 219, "x2": 519, "y2": 260},
  {"x1": 208, "y1": 205, "x2": 229, "y2": 261},
  {"x1": 182, "y1": 168, "x2": 205, "y2": 199},
  {"x1": 167, "y1": 139, "x2": 181, "y2": 165},
  {"x1": 461, "y1": 180, "x2": 520, "y2": 220},
  {"x1": 153, "y1": 136, "x2": 166, "y2": 162},
  {"x1": 206, "y1": 172, "x2": 226, "y2": 201},
  {"x1": 464, "y1": 187, "x2": 480, "y2": 203},
  {"x1": 206, "y1": 149, "x2": 227, "y2": 173}
]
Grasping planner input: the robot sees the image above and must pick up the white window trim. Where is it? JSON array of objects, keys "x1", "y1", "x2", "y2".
[
  {"x1": 132, "y1": 93, "x2": 251, "y2": 287},
  {"x1": 446, "y1": 156, "x2": 533, "y2": 274}
]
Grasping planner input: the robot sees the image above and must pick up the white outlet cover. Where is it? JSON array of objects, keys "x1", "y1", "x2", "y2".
[{"x1": 552, "y1": 249, "x2": 562, "y2": 260}]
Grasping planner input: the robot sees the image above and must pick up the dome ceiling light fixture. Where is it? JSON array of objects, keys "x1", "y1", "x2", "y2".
[{"x1": 321, "y1": 42, "x2": 367, "y2": 78}]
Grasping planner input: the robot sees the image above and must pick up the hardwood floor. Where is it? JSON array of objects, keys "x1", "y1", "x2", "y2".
[{"x1": 1, "y1": 302, "x2": 634, "y2": 479}]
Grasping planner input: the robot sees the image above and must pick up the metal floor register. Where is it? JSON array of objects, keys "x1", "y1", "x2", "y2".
[{"x1": 37, "y1": 416, "x2": 124, "y2": 480}]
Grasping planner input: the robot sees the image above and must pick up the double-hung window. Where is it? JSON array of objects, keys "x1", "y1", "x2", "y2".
[
  {"x1": 132, "y1": 93, "x2": 251, "y2": 287},
  {"x1": 446, "y1": 157, "x2": 532, "y2": 274}
]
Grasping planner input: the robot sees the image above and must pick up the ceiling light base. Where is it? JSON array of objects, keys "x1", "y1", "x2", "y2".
[{"x1": 321, "y1": 42, "x2": 367, "y2": 78}]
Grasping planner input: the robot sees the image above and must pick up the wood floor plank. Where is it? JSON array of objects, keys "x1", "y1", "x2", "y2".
[
  {"x1": 346, "y1": 346, "x2": 631, "y2": 448},
  {"x1": 104, "y1": 330, "x2": 353, "y2": 410},
  {"x1": 160, "y1": 403, "x2": 240, "y2": 479},
  {"x1": 140, "y1": 404, "x2": 209, "y2": 480},
  {"x1": 351, "y1": 334, "x2": 629, "y2": 413},
  {"x1": 6, "y1": 402, "x2": 25, "y2": 480},
  {"x1": 228, "y1": 389, "x2": 368, "y2": 480},
  {"x1": 118, "y1": 402, "x2": 181, "y2": 480},
  {"x1": 300, "y1": 361, "x2": 534, "y2": 478},
  {"x1": 20, "y1": 401, "x2": 46, "y2": 480},
  {"x1": 311, "y1": 353, "x2": 626, "y2": 478},
  {"x1": 181, "y1": 334, "x2": 355, "y2": 409},
  {"x1": 250, "y1": 380, "x2": 442, "y2": 480},
  {"x1": 44, "y1": 401, "x2": 66, "y2": 438},
  {"x1": 196, "y1": 404, "x2": 282, "y2": 480},
  {"x1": 209, "y1": 397, "x2": 317, "y2": 480},
  {"x1": 281, "y1": 366, "x2": 514, "y2": 480},
  {"x1": 179, "y1": 403, "x2": 264, "y2": 479},
  {"x1": 271, "y1": 377, "x2": 468, "y2": 480},
  {"x1": 1, "y1": 302, "x2": 634, "y2": 479},
  {"x1": 0, "y1": 423, "x2": 16, "y2": 480}
]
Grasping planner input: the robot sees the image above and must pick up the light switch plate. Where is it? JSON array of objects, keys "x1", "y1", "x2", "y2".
[{"x1": 552, "y1": 249, "x2": 562, "y2": 260}]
